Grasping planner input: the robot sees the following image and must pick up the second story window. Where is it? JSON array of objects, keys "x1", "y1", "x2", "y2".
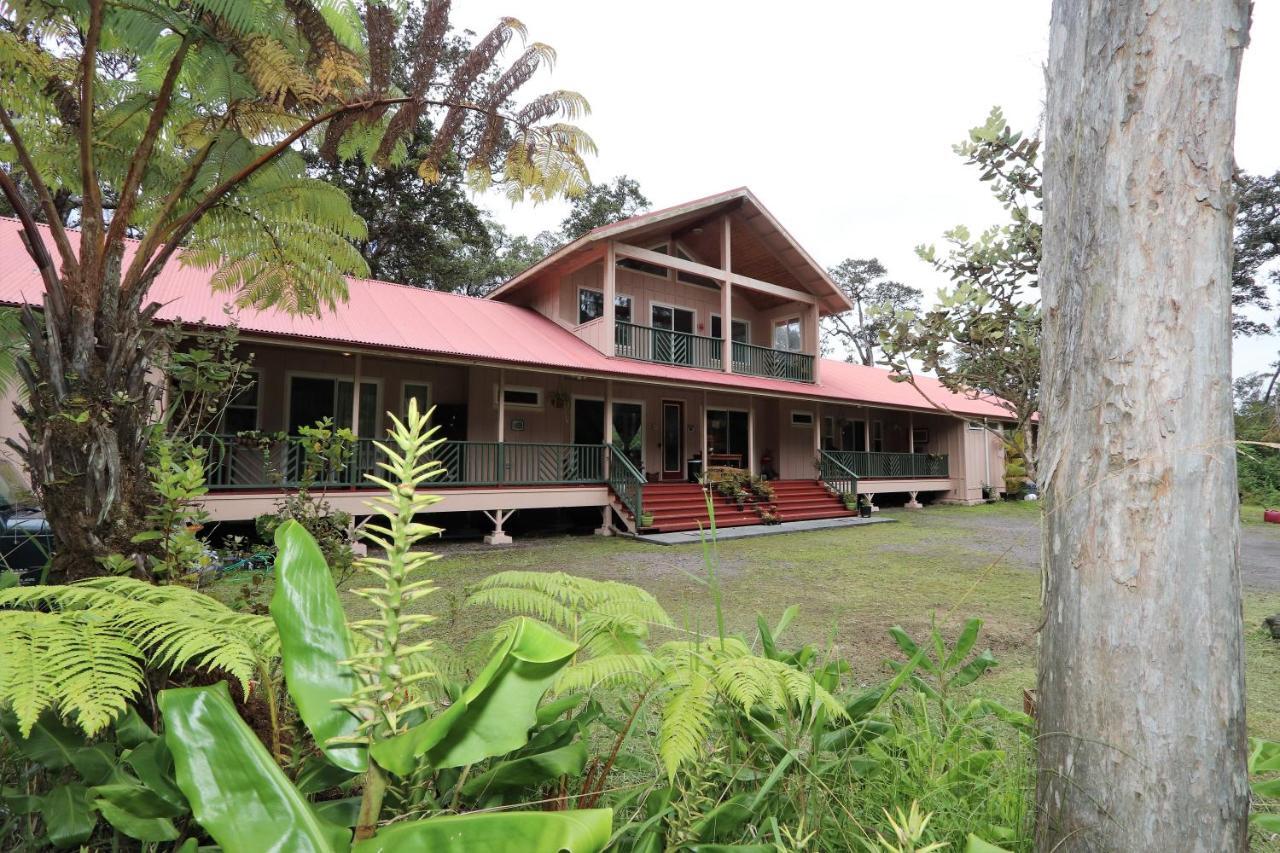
[
  {"x1": 773, "y1": 318, "x2": 802, "y2": 352},
  {"x1": 578, "y1": 288, "x2": 604, "y2": 324},
  {"x1": 579, "y1": 288, "x2": 632, "y2": 324}
]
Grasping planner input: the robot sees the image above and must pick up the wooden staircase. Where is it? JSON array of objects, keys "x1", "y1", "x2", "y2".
[{"x1": 635, "y1": 480, "x2": 856, "y2": 534}]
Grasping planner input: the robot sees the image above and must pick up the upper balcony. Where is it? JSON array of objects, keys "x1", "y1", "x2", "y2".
[
  {"x1": 485, "y1": 188, "x2": 856, "y2": 386},
  {"x1": 614, "y1": 320, "x2": 815, "y2": 383}
]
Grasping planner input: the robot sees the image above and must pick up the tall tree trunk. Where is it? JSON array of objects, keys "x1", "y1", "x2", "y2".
[
  {"x1": 1038, "y1": 1, "x2": 1250, "y2": 849},
  {"x1": 12, "y1": 270, "x2": 162, "y2": 580}
]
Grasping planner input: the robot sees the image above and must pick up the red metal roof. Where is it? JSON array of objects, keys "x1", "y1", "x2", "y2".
[{"x1": 0, "y1": 217, "x2": 1015, "y2": 420}]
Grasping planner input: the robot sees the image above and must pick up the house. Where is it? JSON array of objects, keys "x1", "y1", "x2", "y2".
[{"x1": 0, "y1": 188, "x2": 1012, "y2": 541}]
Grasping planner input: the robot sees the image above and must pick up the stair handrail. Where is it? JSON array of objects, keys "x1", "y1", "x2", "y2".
[
  {"x1": 817, "y1": 449, "x2": 859, "y2": 498},
  {"x1": 608, "y1": 444, "x2": 645, "y2": 521}
]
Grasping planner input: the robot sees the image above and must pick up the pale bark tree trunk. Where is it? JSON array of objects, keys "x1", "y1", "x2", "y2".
[{"x1": 1038, "y1": 1, "x2": 1250, "y2": 850}]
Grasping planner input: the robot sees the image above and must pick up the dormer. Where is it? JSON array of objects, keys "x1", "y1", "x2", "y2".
[{"x1": 486, "y1": 188, "x2": 853, "y2": 384}]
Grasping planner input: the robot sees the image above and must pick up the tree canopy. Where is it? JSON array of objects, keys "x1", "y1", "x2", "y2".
[{"x1": 820, "y1": 258, "x2": 921, "y2": 366}]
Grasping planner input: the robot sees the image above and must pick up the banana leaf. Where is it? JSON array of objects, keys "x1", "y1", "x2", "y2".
[
  {"x1": 270, "y1": 520, "x2": 366, "y2": 772},
  {"x1": 159, "y1": 682, "x2": 349, "y2": 853},
  {"x1": 460, "y1": 741, "x2": 588, "y2": 798},
  {"x1": 352, "y1": 808, "x2": 613, "y2": 853},
  {"x1": 41, "y1": 783, "x2": 96, "y2": 849},
  {"x1": 371, "y1": 617, "x2": 577, "y2": 775}
]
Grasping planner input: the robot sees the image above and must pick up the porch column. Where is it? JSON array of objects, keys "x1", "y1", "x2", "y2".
[
  {"x1": 908, "y1": 412, "x2": 914, "y2": 453},
  {"x1": 603, "y1": 241, "x2": 617, "y2": 356},
  {"x1": 603, "y1": 379, "x2": 614, "y2": 476},
  {"x1": 813, "y1": 404, "x2": 821, "y2": 462},
  {"x1": 864, "y1": 412, "x2": 871, "y2": 452},
  {"x1": 351, "y1": 353, "x2": 363, "y2": 436},
  {"x1": 810, "y1": 301, "x2": 822, "y2": 383},
  {"x1": 720, "y1": 217, "x2": 732, "y2": 373},
  {"x1": 497, "y1": 368, "x2": 505, "y2": 442},
  {"x1": 748, "y1": 396, "x2": 756, "y2": 476},
  {"x1": 701, "y1": 389, "x2": 709, "y2": 468}
]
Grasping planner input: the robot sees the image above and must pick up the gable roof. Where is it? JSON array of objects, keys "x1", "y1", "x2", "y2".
[
  {"x1": 0, "y1": 216, "x2": 1014, "y2": 420},
  {"x1": 486, "y1": 187, "x2": 856, "y2": 315}
]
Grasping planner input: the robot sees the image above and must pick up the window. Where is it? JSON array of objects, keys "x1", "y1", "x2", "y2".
[
  {"x1": 871, "y1": 420, "x2": 884, "y2": 452},
  {"x1": 578, "y1": 288, "x2": 604, "y2": 324},
  {"x1": 223, "y1": 371, "x2": 260, "y2": 433},
  {"x1": 675, "y1": 247, "x2": 719, "y2": 288},
  {"x1": 615, "y1": 295, "x2": 632, "y2": 323},
  {"x1": 773, "y1": 318, "x2": 802, "y2": 352},
  {"x1": 578, "y1": 289, "x2": 630, "y2": 324},
  {"x1": 498, "y1": 386, "x2": 542, "y2": 409},
  {"x1": 791, "y1": 410, "x2": 814, "y2": 427},
  {"x1": 707, "y1": 409, "x2": 749, "y2": 460},
  {"x1": 912, "y1": 427, "x2": 930, "y2": 454},
  {"x1": 402, "y1": 382, "x2": 431, "y2": 418},
  {"x1": 710, "y1": 316, "x2": 749, "y2": 342},
  {"x1": 822, "y1": 416, "x2": 836, "y2": 450},
  {"x1": 967, "y1": 420, "x2": 985, "y2": 431},
  {"x1": 288, "y1": 375, "x2": 378, "y2": 436},
  {"x1": 617, "y1": 242, "x2": 670, "y2": 278}
]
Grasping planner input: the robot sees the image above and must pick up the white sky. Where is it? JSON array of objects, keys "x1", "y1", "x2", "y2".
[{"x1": 454, "y1": 0, "x2": 1280, "y2": 377}]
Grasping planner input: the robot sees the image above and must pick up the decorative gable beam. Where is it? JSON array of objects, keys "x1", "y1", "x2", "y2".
[{"x1": 612, "y1": 243, "x2": 817, "y2": 305}]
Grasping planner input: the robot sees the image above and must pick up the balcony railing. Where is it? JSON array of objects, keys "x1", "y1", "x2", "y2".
[
  {"x1": 732, "y1": 340, "x2": 814, "y2": 383},
  {"x1": 614, "y1": 320, "x2": 816, "y2": 383},
  {"x1": 196, "y1": 435, "x2": 607, "y2": 490},
  {"x1": 615, "y1": 321, "x2": 721, "y2": 370},
  {"x1": 824, "y1": 450, "x2": 949, "y2": 479}
]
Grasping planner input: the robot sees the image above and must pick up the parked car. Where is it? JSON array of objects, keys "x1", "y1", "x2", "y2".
[{"x1": 0, "y1": 493, "x2": 52, "y2": 585}]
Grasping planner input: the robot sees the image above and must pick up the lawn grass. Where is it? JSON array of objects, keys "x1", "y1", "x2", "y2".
[{"x1": 216, "y1": 499, "x2": 1280, "y2": 740}]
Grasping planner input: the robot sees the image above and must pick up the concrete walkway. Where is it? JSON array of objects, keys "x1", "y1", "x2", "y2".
[{"x1": 633, "y1": 514, "x2": 896, "y2": 546}]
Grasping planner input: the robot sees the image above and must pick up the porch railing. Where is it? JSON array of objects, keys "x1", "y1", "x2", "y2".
[
  {"x1": 615, "y1": 320, "x2": 721, "y2": 370},
  {"x1": 825, "y1": 450, "x2": 949, "y2": 479},
  {"x1": 196, "y1": 435, "x2": 607, "y2": 490},
  {"x1": 817, "y1": 450, "x2": 858, "y2": 497},
  {"x1": 607, "y1": 443, "x2": 645, "y2": 522},
  {"x1": 732, "y1": 341, "x2": 815, "y2": 383}
]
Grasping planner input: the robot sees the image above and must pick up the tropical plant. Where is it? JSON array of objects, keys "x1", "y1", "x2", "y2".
[
  {"x1": 0, "y1": 0, "x2": 594, "y2": 578},
  {"x1": 1, "y1": 707, "x2": 192, "y2": 848},
  {"x1": 0, "y1": 578, "x2": 278, "y2": 739}
]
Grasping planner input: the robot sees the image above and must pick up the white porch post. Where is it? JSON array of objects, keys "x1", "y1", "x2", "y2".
[
  {"x1": 604, "y1": 379, "x2": 614, "y2": 469},
  {"x1": 810, "y1": 301, "x2": 822, "y2": 383},
  {"x1": 908, "y1": 411, "x2": 914, "y2": 453},
  {"x1": 864, "y1": 412, "x2": 871, "y2": 452},
  {"x1": 701, "y1": 390, "x2": 709, "y2": 470},
  {"x1": 721, "y1": 217, "x2": 732, "y2": 373},
  {"x1": 603, "y1": 241, "x2": 617, "y2": 357},
  {"x1": 351, "y1": 353, "x2": 363, "y2": 435},
  {"x1": 748, "y1": 396, "x2": 756, "y2": 476},
  {"x1": 497, "y1": 368, "x2": 506, "y2": 443}
]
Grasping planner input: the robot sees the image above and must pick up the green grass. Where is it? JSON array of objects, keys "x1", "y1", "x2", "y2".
[{"x1": 217, "y1": 499, "x2": 1280, "y2": 739}]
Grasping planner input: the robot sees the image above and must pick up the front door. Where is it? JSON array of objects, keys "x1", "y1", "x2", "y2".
[
  {"x1": 662, "y1": 401, "x2": 684, "y2": 479},
  {"x1": 573, "y1": 398, "x2": 604, "y2": 445}
]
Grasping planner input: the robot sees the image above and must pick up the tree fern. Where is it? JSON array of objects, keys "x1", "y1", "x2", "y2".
[{"x1": 0, "y1": 579, "x2": 277, "y2": 737}]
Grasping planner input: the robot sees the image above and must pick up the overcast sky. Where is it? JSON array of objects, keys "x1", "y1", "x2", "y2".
[{"x1": 454, "y1": 1, "x2": 1280, "y2": 378}]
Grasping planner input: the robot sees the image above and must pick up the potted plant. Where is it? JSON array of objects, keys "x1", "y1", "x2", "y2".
[
  {"x1": 639, "y1": 511, "x2": 654, "y2": 528},
  {"x1": 843, "y1": 494, "x2": 859, "y2": 512},
  {"x1": 857, "y1": 497, "x2": 873, "y2": 519}
]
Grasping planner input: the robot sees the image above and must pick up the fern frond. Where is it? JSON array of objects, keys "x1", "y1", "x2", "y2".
[
  {"x1": 47, "y1": 613, "x2": 145, "y2": 736},
  {"x1": 554, "y1": 653, "x2": 665, "y2": 695},
  {"x1": 0, "y1": 612, "x2": 64, "y2": 737},
  {"x1": 658, "y1": 668, "x2": 716, "y2": 779}
]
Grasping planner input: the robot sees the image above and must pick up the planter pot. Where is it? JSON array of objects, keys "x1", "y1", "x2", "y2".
[
  {"x1": 1265, "y1": 509, "x2": 1280, "y2": 525},
  {"x1": 639, "y1": 514, "x2": 654, "y2": 528},
  {"x1": 858, "y1": 506, "x2": 872, "y2": 519}
]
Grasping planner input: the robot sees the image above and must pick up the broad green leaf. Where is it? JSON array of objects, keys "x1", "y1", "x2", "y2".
[
  {"x1": 270, "y1": 520, "x2": 366, "y2": 772},
  {"x1": 951, "y1": 649, "x2": 998, "y2": 688},
  {"x1": 944, "y1": 618, "x2": 983, "y2": 669},
  {"x1": 70, "y1": 744, "x2": 126, "y2": 786},
  {"x1": 461, "y1": 741, "x2": 588, "y2": 797},
  {"x1": 159, "y1": 682, "x2": 348, "y2": 853},
  {"x1": 1253, "y1": 777, "x2": 1280, "y2": 798},
  {"x1": 94, "y1": 795, "x2": 180, "y2": 843},
  {"x1": 1252, "y1": 812, "x2": 1280, "y2": 831},
  {"x1": 371, "y1": 617, "x2": 577, "y2": 775},
  {"x1": 91, "y1": 782, "x2": 186, "y2": 819},
  {"x1": 756, "y1": 615, "x2": 777, "y2": 660},
  {"x1": 0, "y1": 711, "x2": 86, "y2": 770},
  {"x1": 113, "y1": 706, "x2": 157, "y2": 748},
  {"x1": 41, "y1": 783, "x2": 97, "y2": 849},
  {"x1": 1250, "y1": 738, "x2": 1280, "y2": 773},
  {"x1": 536, "y1": 692, "x2": 585, "y2": 725},
  {"x1": 123, "y1": 739, "x2": 186, "y2": 810},
  {"x1": 965, "y1": 835, "x2": 1014, "y2": 853},
  {"x1": 352, "y1": 808, "x2": 613, "y2": 853},
  {"x1": 313, "y1": 796, "x2": 363, "y2": 828}
]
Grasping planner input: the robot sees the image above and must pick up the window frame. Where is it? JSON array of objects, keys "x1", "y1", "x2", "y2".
[
  {"x1": 710, "y1": 314, "x2": 751, "y2": 343},
  {"x1": 401, "y1": 381, "x2": 432, "y2": 418},
  {"x1": 221, "y1": 369, "x2": 261, "y2": 434},
  {"x1": 790, "y1": 410, "x2": 815, "y2": 427},
  {"x1": 495, "y1": 384, "x2": 544, "y2": 410},
  {"x1": 577, "y1": 286, "x2": 605, "y2": 325},
  {"x1": 283, "y1": 371, "x2": 383, "y2": 437},
  {"x1": 773, "y1": 316, "x2": 803, "y2": 352}
]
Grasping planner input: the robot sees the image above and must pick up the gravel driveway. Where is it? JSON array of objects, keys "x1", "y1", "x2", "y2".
[{"x1": 926, "y1": 508, "x2": 1280, "y2": 592}]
